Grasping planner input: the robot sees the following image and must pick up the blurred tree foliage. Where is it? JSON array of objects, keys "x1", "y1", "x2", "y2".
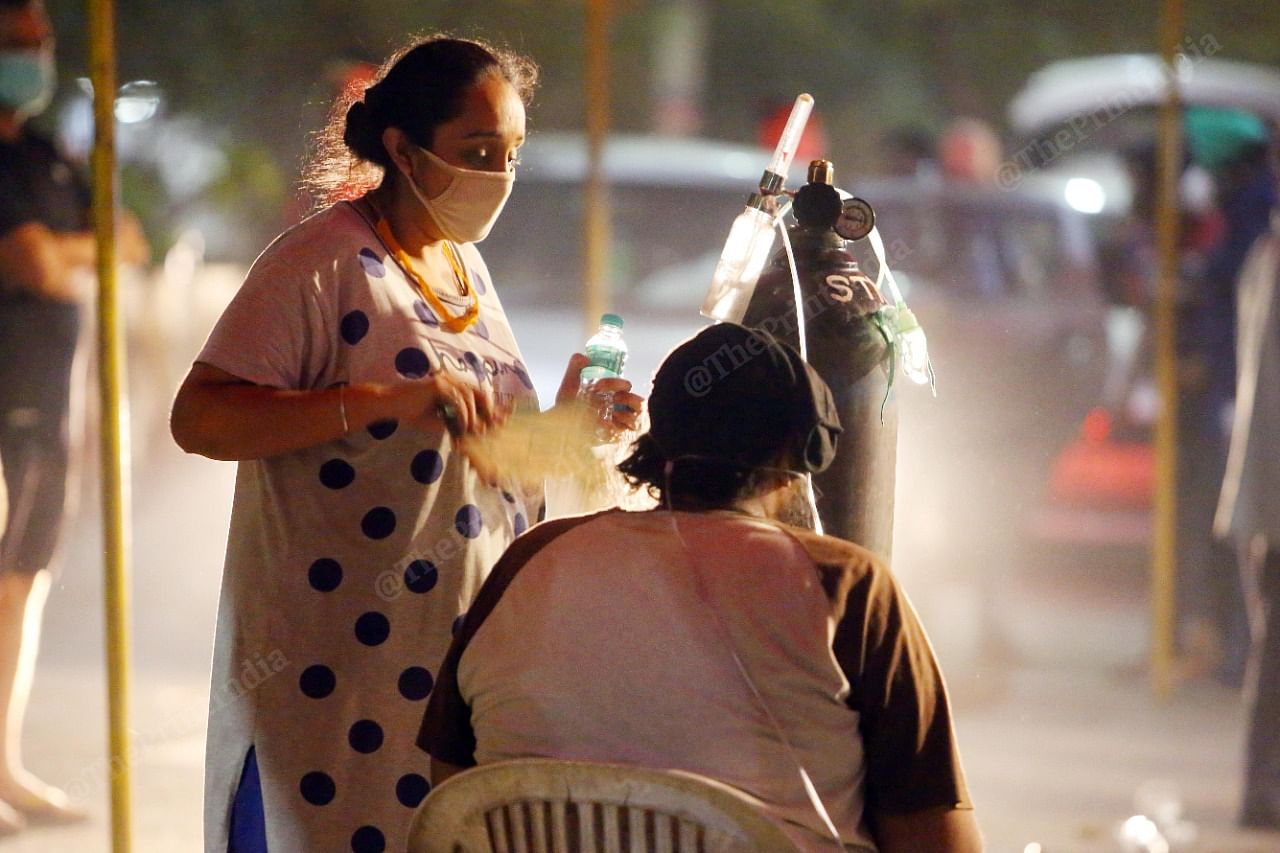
[{"x1": 41, "y1": 0, "x2": 1280, "y2": 259}]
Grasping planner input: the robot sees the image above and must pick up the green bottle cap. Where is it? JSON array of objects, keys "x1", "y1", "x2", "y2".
[{"x1": 601, "y1": 313, "x2": 624, "y2": 329}]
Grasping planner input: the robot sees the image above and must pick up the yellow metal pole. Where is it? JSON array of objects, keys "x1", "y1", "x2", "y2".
[
  {"x1": 88, "y1": 0, "x2": 134, "y2": 846},
  {"x1": 1150, "y1": 0, "x2": 1183, "y2": 698},
  {"x1": 583, "y1": 0, "x2": 611, "y2": 335}
]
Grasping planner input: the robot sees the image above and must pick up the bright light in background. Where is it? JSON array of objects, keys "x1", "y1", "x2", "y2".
[
  {"x1": 74, "y1": 77, "x2": 163, "y2": 124},
  {"x1": 115, "y1": 80, "x2": 162, "y2": 124},
  {"x1": 1118, "y1": 815, "x2": 1169, "y2": 853},
  {"x1": 1064, "y1": 176, "x2": 1106, "y2": 214}
]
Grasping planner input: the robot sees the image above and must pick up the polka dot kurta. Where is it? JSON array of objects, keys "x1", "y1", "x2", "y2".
[{"x1": 197, "y1": 202, "x2": 539, "y2": 852}]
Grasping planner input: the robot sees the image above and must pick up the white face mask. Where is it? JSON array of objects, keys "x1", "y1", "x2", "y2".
[{"x1": 404, "y1": 146, "x2": 514, "y2": 244}]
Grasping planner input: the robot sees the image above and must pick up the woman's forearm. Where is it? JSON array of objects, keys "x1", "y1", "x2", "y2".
[
  {"x1": 172, "y1": 379, "x2": 373, "y2": 461},
  {"x1": 171, "y1": 362, "x2": 482, "y2": 462}
]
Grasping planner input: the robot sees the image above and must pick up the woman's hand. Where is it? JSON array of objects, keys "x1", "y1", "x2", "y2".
[
  {"x1": 553, "y1": 353, "x2": 645, "y2": 439},
  {"x1": 376, "y1": 371, "x2": 504, "y2": 436}
]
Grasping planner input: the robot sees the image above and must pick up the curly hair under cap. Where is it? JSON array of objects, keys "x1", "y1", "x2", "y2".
[
  {"x1": 618, "y1": 433, "x2": 755, "y2": 507},
  {"x1": 302, "y1": 34, "x2": 538, "y2": 208}
]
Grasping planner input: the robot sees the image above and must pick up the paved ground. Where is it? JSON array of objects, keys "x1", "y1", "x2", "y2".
[{"x1": 0, "y1": 277, "x2": 1275, "y2": 852}]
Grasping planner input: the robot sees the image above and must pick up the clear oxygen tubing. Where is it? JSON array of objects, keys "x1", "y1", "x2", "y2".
[
  {"x1": 866, "y1": 226, "x2": 904, "y2": 306},
  {"x1": 660, "y1": 460, "x2": 846, "y2": 852},
  {"x1": 872, "y1": 228, "x2": 935, "y2": 391},
  {"x1": 775, "y1": 209, "x2": 825, "y2": 536},
  {"x1": 866, "y1": 223, "x2": 935, "y2": 391}
]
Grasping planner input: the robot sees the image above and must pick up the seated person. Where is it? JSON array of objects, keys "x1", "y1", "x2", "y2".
[{"x1": 419, "y1": 323, "x2": 982, "y2": 852}]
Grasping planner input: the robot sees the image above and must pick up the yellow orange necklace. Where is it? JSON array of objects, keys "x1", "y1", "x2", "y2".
[{"x1": 374, "y1": 214, "x2": 480, "y2": 334}]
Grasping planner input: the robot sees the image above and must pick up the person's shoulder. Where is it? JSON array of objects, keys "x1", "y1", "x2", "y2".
[
  {"x1": 251, "y1": 201, "x2": 373, "y2": 272},
  {"x1": 767, "y1": 522, "x2": 888, "y2": 607},
  {"x1": 515, "y1": 508, "x2": 618, "y2": 556},
  {"x1": 457, "y1": 509, "x2": 617, "y2": 631},
  {"x1": 770, "y1": 522, "x2": 883, "y2": 574}
]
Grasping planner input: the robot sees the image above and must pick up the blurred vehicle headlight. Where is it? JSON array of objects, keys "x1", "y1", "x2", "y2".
[{"x1": 1064, "y1": 177, "x2": 1106, "y2": 214}]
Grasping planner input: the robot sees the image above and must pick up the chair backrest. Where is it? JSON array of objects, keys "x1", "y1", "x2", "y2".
[{"x1": 407, "y1": 758, "x2": 804, "y2": 853}]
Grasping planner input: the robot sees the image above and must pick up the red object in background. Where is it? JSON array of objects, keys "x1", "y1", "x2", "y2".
[
  {"x1": 938, "y1": 118, "x2": 1002, "y2": 184},
  {"x1": 1047, "y1": 407, "x2": 1154, "y2": 509},
  {"x1": 757, "y1": 102, "x2": 828, "y2": 168},
  {"x1": 1027, "y1": 409, "x2": 1155, "y2": 549},
  {"x1": 1048, "y1": 436, "x2": 1154, "y2": 509}
]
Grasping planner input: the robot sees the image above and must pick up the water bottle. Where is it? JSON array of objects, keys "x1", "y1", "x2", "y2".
[{"x1": 579, "y1": 313, "x2": 627, "y2": 390}]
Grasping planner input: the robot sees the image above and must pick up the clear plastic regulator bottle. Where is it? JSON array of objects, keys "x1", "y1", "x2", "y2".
[{"x1": 701, "y1": 93, "x2": 814, "y2": 323}]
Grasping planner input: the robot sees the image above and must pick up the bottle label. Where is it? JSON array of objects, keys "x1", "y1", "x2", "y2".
[{"x1": 583, "y1": 343, "x2": 625, "y2": 378}]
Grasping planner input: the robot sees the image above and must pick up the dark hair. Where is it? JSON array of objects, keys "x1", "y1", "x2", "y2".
[
  {"x1": 0, "y1": 0, "x2": 37, "y2": 10},
  {"x1": 618, "y1": 434, "x2": 759, "y2": 508},
  {"x1": 303, "y1": 34, "x2": 537, "y2": 207}
]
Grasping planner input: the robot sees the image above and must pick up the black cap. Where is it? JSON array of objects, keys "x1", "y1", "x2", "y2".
[{"x1": 648, "y1": 323, "x2": 841, "y2": 475}]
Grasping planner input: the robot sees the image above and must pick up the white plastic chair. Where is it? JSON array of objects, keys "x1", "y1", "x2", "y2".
[{"x1": 407, "y1": 758, "x2": 804, "y2": 853}]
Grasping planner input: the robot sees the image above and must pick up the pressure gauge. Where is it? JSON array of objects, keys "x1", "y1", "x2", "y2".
[{"x1": 836, "y1": 197, "x2": 875, "y2": 241}]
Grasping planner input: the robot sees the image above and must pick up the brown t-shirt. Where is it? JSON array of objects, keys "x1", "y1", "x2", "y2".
[{"x1": 419, "y1": 508, "x2": 970, "y2": 846}]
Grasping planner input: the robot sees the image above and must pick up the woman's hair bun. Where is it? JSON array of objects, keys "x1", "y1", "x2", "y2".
[{"x1": 342, "y1": 99, "x2": 387, "y2": 166}]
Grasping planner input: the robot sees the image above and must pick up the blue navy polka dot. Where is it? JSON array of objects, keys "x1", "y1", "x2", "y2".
[
  {"x1": 403, "y1": 560, "x2": 438, "y2": 594},
  {"x1": 340, "y1": 311, "x2": 370, "y2": 345},
  {"x1": 395, "y1": 347, "x2": 431, "y2": 379},
  {"x1": 355, "y1": 612, "x2": 390, "y2": 646},
  {"x1": 319, "y1": 459, "x2": 355, "y2": 489},
  {"x1": 413, "y1": 299, "x2": 439, "y2": 327},
  {"x1": 398, "y1": 666, "x2": 434, "y2": 701},
  {"x1": 502, "y1": 490, "x2": 516, "y2": 503},
  {"x1": 396, "y1": 774, "x2": 431, "y2": 808},
  {"x1": 470, "y1": 267, "x2": 488, "y2": 295},
  {"x1": 348, "y1": 720, "x2": 384, "y2": 754},
  {"x1": 514, "y1": 512, "x2": 528, "y2": 536},
  {"x1": 367, "y1": 419, "x2": 398, "y2": 440},
  {"x1": 299, "y1": 665, "x2": 336, "y2": 699},
  {"x1": 513, "y1": 361, "x2": 534, "y2": 389},
  {"x1": 361, "y1": 507, "x2": 396, "y2": 540},
  {"x1": 357, "y1": 248, "x2": 386, "y2": 278},
  {"x1": 300, "y1": 772, "x2": 335, "y2": 806},
  {"x1": 411, "y1": 450, "x2": 443, "y2": 485},
  {"x1": 308, "y1": 559, "x2": 342, "y2": 592},
  {"x1": 351, "y1": 826, "x2": 385, "y2": 853},
  {"x1": 452, "y1": 613, "x2": 466, "y2": 636},
  {"x1": 455, "y1": 504, "x2": 482, "y2": 539}
]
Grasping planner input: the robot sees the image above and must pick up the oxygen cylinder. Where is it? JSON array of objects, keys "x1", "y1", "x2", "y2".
[{"x1": 740, "y1": 161, "x2": 898, "y2": 561}]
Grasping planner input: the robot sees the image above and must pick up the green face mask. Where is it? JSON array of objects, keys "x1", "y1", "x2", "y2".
[{"x1": 0, "y1": 48, "x2": 56, "y2": 116}]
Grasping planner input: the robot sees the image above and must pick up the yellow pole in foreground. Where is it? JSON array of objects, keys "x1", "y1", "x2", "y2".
[
  {"x1": 88, "y1": 0, "x2": 134, "y2": 846},
  {"x1": 583, "y1": 0, "x2": 611, "y2": 336},
  {"x1": 1150, "y1": 0, "x2": 1183, "y2": 698}
]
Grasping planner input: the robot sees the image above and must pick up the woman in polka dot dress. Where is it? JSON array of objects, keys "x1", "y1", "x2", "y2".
[{"x1": 171, "y1": 36, "x2": 641, "y2": 853}]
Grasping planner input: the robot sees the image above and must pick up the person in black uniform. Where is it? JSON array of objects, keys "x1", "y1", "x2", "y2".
[{"x1": 0, "y1": 0, "x2": 146, "y2": 831}]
